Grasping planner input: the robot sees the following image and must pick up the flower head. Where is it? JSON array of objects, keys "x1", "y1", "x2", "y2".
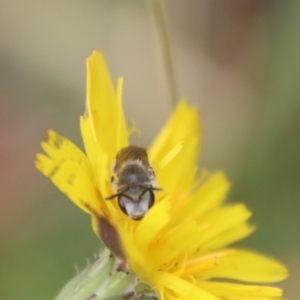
[{"x1": 36, "y1": 50, "x2": 288, "y2": 300}]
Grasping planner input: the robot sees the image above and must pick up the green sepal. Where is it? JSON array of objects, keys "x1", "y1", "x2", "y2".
[{"x1": 55, "y1": 245, "x2": 156, "y2": 300}]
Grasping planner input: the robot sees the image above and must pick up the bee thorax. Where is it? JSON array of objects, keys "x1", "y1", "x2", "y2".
[{"x1": 118, "y1": 164, "x2": 152, "y2": 188}]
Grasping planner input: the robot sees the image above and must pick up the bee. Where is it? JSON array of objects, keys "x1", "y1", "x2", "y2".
[{"x1": 106, "y1": 145, "x2": 161, "y2": 220}]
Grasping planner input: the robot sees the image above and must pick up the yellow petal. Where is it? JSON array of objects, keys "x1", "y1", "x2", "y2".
[
  {"x1": 134, "y1": 198, "x2": 171, "y2": 253},
  {"x1": 196, "y1": 204, "x2": 252, "y2": 248},
  {"x1": 86, "y1": 49, "x2": 128, "y2": 166},
  {"x1": 149, "y1": 100, "x2": 201, "y2": 164},
  {"x1": 149, "y1": 101, "x2": 201, "y2": 193},
  {"x1": 80, "y1": 115, "x2": 98, "y2": 168},
  {"x1": 155, "y1": 136, "x2": 198, "y2": 195},
  {"x1": 173, "y1": 172, "x2": 230, "y2": 224},
  {"x1": 200, "y1": 223, "x2": 255, "y2": 252},
  {"x1": 154, "y1": 272, "x2": 220, "y2": 300},
  {"x1": 199, "y1": 249, "x2": 288, "y2": 283},
  {"x1": 151, "y1": 221, "x2": 200, "y2": 269},
  {"x1": 198, "y1": 281, "x2": 283, "y2": 299},
  {"x1": 41, "y1": 130, "x2": 87, "y2": 163},
  {"x1": 35, "y1": 131, "x2": 105, "y2": 216},
  {"x1": 180, "y1": 249, "x2": 235, "y2": 277},
  {"x1": 80, "y1": 121, "x2": 113, "y2": 198}
]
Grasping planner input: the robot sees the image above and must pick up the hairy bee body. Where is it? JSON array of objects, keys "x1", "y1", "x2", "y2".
[{"x1": 107, "y1": 146, "x2": 160, "y2": 220}]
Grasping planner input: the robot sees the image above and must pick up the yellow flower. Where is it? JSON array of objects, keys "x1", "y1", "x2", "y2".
[{"x1": 35, "y1": 50, "x2": 288, "y2": 300}]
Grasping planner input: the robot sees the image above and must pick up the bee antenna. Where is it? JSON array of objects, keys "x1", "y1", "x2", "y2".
[
  {"x1": 105, "y1": 194, "x2": 119, "y2": 200},
  {"x1": 151, "y1": 187, "x2": 163, "y2": 191}
]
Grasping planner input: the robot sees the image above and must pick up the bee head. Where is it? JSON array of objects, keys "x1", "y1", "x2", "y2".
[
  {"x1": 118, "y1": 187, "x2": 154, "y2": 220},
  {"x1": 106, "y1": 186, "x2": 161, "y2": 220}
]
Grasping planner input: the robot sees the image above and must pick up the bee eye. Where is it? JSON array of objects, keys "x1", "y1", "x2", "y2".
[
  {"x1": 139, "y1": 190, "x2": 154, "y2": 211},
  {"x1": 118, "y1": 195, "x2": 132, "y2": 215}
]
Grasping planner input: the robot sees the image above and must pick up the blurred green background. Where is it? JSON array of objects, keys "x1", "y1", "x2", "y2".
[{"x1": 0, "y1": 0, "x2": 299, "y2": 299}]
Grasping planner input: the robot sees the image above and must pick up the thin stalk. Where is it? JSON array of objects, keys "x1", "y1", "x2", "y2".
[{"x1": 151, "y1": 0, "x2": 179, "y2": 108}]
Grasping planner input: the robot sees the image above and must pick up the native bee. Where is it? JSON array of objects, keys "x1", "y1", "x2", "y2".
[{"x1": 106, "y1": 145, "x2": 161, "y2": 220}]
